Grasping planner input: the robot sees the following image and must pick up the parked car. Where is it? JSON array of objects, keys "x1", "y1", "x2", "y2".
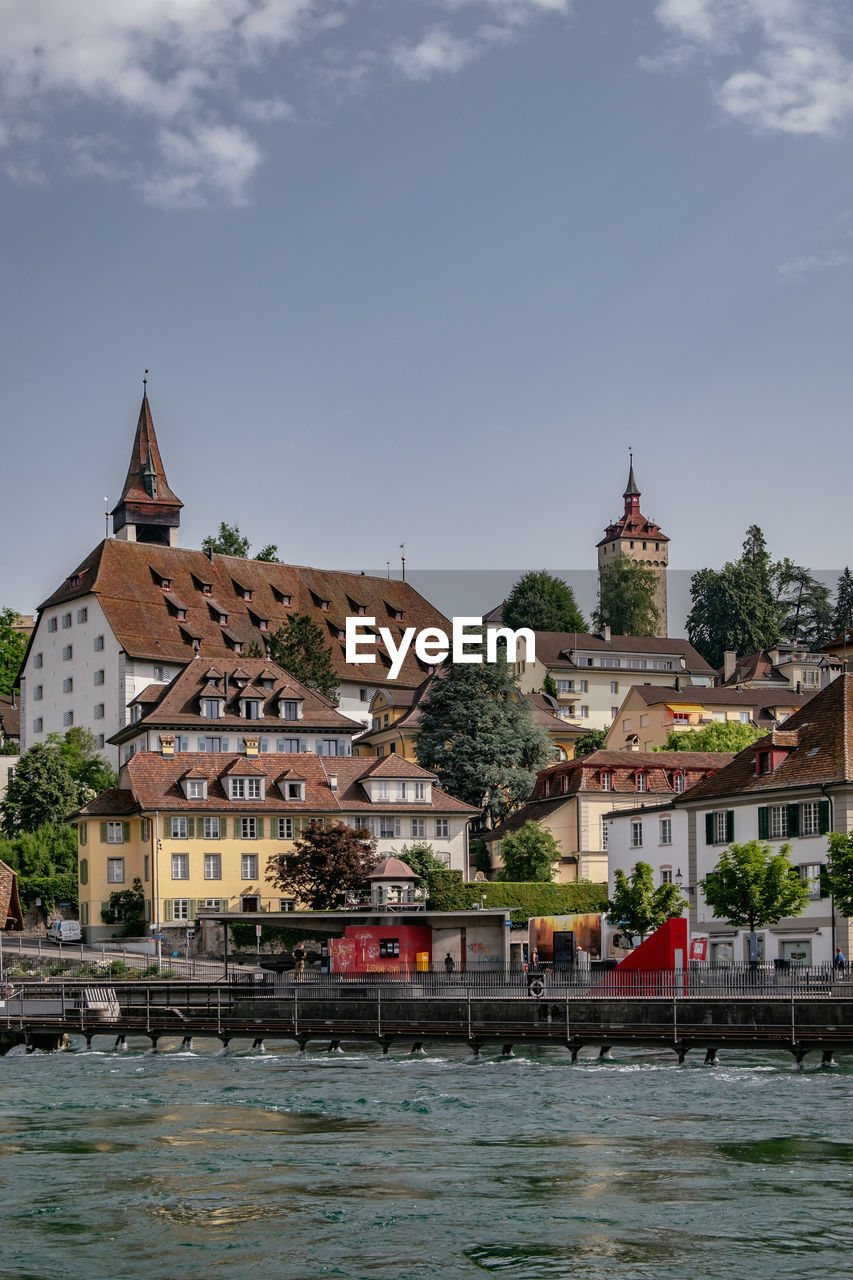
[{"x1": 46, "y1": 920, "x2": 83, "y2": 944}]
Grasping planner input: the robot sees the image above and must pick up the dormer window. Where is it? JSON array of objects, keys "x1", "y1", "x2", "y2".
[
  {"x1": 279, "y1": 698, "x2": 303, "y2": 720},
  {"x1": 69, "y1": 574, "x2": 79, "y2": 588},
  {"x1": 635, "y1": 772, "x2": 649, "y2": 793},
  {"x1": 202, "y1": 698, "x2": 223, "y2": 719},
  {"x1": 600, "y1": 771, "x2": 613, "y2": 792},
  {"x1": 287, "y1": 781, "x2": 304, "y2": 801},
  {"x1": 672, "y1": 772, "x2": 685, "y2": 794},
  {"x1": 242, "y1": 699, "x2": 261, "y2": 721},
  {"x1": 757, "y1": 752, "x2": 772, "y2": 775},
  {"x1": 321, "y1": 600, "x2": 330, "y2": 612},
  {"x1": 229, "y1": 776, "x2": 264, "y2": 800},
  {"x1": 202, "y1": 583, "x2": 212, "y2": 595},
  {"x1": 160, "y1": 577, "x2": 172, "y2": 590},
  {"x1": 184, "y1": 779, "x2": 207, "y2": 800}
]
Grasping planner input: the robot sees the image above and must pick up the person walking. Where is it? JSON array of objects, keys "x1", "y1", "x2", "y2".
[
  {"x1": 834, "y1": 947, "x2": 846, "y2": 969},
  {"x1": 444, "y1": 952, "x2": 455, "y2": 975}
]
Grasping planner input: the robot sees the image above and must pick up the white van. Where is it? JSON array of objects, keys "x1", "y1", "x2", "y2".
[{"x1": 46, "y1": 920, "x2": 83, "y2": 944}]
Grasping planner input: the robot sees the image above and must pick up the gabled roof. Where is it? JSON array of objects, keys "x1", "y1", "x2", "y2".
[
  {"x1": 676, "y1": 673, "x2": 853, "y2": 803},
  {"x1": 357, "y1": 754, "x2": 437, "y2": 780},
  {"x1": 623, "y1": 683, "x2": 809, "y2": 712},
  {"x1": 109, "y1": 655, "x2": 363, "y2": 744},
  {"x1": 35, "y1": 541, "x2": 448, "y2": 688}
]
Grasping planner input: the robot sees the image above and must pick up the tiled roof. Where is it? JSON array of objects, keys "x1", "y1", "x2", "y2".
[
  {"x1": 481, "y1": 796, "x2": 578, "y2": 842},
  {"x1": 0, "y1": 695, "x2": 21, "y2": 740},
  {"x1": 73, "y1": 753, "x2": 479, "y2": 817},
  {"x1": 116, "y1": 394, "x2": 182, "y2": 511},
  {"x1": 530, "y1": 749, "x2": 735, "y2": 799},
  {"x1": 35, "y1": 541, "x2": 449, "y2": 688},
  {"x1": 357, "y1": 754, "x2": 438, "y2": 780},
  {"x1": 110, "y1": 656, "x2": 364, "y2": 744},
  {"x1": 530, "y1": 631, "x2": 715, "y2": 676},
  {"x1": 626, "y1": 683, "x2": 809, "y2": 711},
  {"x1": 676, "y1": 673, "x2": 853, "y2": 803},
  {"x1": 366, "y1": 857, "x2": 418, "y2": 880}
]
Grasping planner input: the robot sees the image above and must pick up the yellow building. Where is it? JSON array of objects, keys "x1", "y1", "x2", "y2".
[
  {"x1": 71, "y1": 750, "x2": 477, "y2": 942},
  {"x1": 604, "y1": 683, "x2": 808, "y2": 752}
]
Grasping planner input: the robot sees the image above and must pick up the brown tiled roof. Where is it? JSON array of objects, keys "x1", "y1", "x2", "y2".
[
  {"x1": 596, "y1": 513, "x2": 670, "y2": 547},
  {"x1": 116, "y1": 394, "x2": 182, "y2": 511},
  {"x1": 626, "y1": 683, "x2": 809, "y2": 711},
  {"x1": 676, "y1": 673, "x2": 853, "y2": 803},
  {"x1": 110, "y1": 656, "x2": 363, "y2": 745},
  {"x1": 718, "y1": 651, "x2": 787, "y2": 685},
  {"x1": 366, "y1": 857, "x2": 418, "y2": 880},
  {"x1": 36, "y1": 540, "x2": 448, "y2": 689},
  {"x1": 481, "y1": 796, "x2": 577, "y2": 842},
  {"x1": 357, "y1": 754, "x2": 438, "y2": 780},
  {"x1": 0, "y1": 695, "x2": 21, "y2": 740},
  {"x1": 0, "y1": 859, "x2": 24, "y2": 931},
  {"x1": 531, "y1": 749, "x2": 735, "y2": 800},
  {"x1": 74, "y1": 753, "x2": 479, "y2": 817},
  {"x1": 530, "y1": 631, "x2": 715, "y2": 676}
]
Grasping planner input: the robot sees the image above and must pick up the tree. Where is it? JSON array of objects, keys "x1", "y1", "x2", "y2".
[
  {"x1": 832, "y1": 568, "x2": 853, "y2": 637},
  {"x1": 657, "y1": 721, "x2": 764, "y2": 753},
  {"x1": 824, "y1": 834, "x2": 853, "y2": 920},
  {"x1": 266, "y1": 821, "x2": 378, "y2": 909},
  {"x1": 574, "y1": 729, "x2": 608, "y2": 757},
  {"x1": 267, "y1": 612, "x2": 339, "y2": 703},
  {"x1": 502, "y1": 571, "x2": 586, "y2": 634},
  {"x1": 687, "y1": 526, "x2": 783, "y2": 670},
  {"x1": 398, "y1": 841, "x2": 447, "y2": 882},
  {"x1": 593, "y1": 559, "x2": 659, "y2": 636},
  {"x1": 0, "y1": 607, "x2": 27, "y2": 697},
  {"x1": 102, "y1": 878, "x2": 145, "y2": 936},
  {"x1": 775, "y1": 559, "x2": 833, "y2": 650},
  {"x1": 1, "y1": 743, "x2": 80, "y2": 835},
  {"x1": 498, "y1": 821, "x2": 557, "y2": 882},
  {"x1": 416, "y1": 659, "x2": 555, "y2": 827},
  {"x1": 201, "y1": 522, "x2": 280, "y2": 562},
  {"x1": 606, "y1": 861, "x2": 684, "y2": 941},
  {"x1": 700, "y1": 840, "x2": 809, "y2": 932},
  {"x1": 0, "y1": 824, "x2": 78, "y2": 912},
  {"x1": 48, "y1": 727, "x2": 117, "y2": 796}
]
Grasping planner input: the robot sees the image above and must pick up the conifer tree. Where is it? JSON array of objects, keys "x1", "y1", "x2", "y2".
[
  {"x1": 268, "y1": 612, "x2": 339, "y2": 704},
  {"x1": 502, "y1": 571, "x2": 586, "y2": 633},
  {"x1": 833, "y1": 567, "x2": 853, "y2": 637}
]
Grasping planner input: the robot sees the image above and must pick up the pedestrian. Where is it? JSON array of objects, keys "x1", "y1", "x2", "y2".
[
  {"x1": 293, "y1": 943, "x2": 306, "y2": 976},
  {"x1": 444, "y1": 952, "x2": 455, "y2": 975},
  {"x1": 531, "y1": 948, "x2": 538, "y2": 971},
  {"x1": 835, "y1": 947, "x2": 846, "y2": 969}
]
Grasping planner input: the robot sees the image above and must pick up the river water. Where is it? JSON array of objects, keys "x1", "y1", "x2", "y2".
[{"x1": 1, "y1": 1036, "x2": 852, "y2": 1280}]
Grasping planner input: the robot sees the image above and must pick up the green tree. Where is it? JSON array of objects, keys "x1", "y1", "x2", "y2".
[
  {"x1": 775, "y1": 560, "x2": 833, "y2": 650},
  {"x1": 574, "y1": 728, "x2": 608, "y2": 757},
  {"x1": 594, "y1": 558, "x2": 660, "y2": 636},
  {"x1": 657, "y1": 720, "x2": 764, "y2": 752},
  {"x1": 0, "y1": 607, "x2": 27, "y2": 697},
  {"x1": 502, "y1": 571, "x2": 586, "y2": 634},
  {"x1": 700, "y1": 840, "x2": 809, "y2": 932},
  {"x1": 498, "y1": 821, "x2": 557, "y2": 882},
  {"x1": 606, "y1": 860, "x2": 685, "y2": 941},
  {"x1": 0, "y1": 824, "x2": 78, "y2": 912},
  {"x1": 268, "y1": 612, "x2": 339, "y2": 703},
  {"x1": 416, "y1": 658, "x2": 555, "y2": 827},
  {"x1": 48, "y1": 727, "x2": 117, "y2": 796},
  {"x1": 102, "y1": 878, "x2": 145, "y2": 936},
  {"x1": 397, "y1": 842, "x2": 449, "y2": 904},
  {"x1": 687, "y1": 526, "x2": 783, "y2": 669},
  {"x1": 832, "y1": 567, "x2": 853, "y2": 637},
  {"x1": 824, "y1": 833, "x2": 853, "y2": 920},
  {"x1": 1, "y1": 743, "x2": 79, "y2": 835},
  {"x1": 201, "y1": 522, "x2": 280, "y2": 562},
  {"x1": 266, "y1": 821, "x2": 378, "y2": 909}
]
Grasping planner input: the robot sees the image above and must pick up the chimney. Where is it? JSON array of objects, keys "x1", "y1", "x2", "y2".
[
  {"x1": 674, "y1": 675, "x2": 681, "y2": 692},
  {"x1": 723, "y1": 650, "x2": 737, "y2": 683},
  {"x1": 329, "y1": 773, "x2": 338, "y2": 791},
  {"x1": 601, "y1": 624, "x2": 611, "y2": 644}
]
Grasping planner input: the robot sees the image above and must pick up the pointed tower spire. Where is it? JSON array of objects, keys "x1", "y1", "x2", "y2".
[
  {"x1": 623, "y1": 450, "x2": 640, "y2": 517},
  {"x1": 112, "y1": 378, "x2": 183, "y2": 545}
]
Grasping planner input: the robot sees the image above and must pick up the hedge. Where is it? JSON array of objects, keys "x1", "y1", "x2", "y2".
[{"x1": 426, "y1": 871, "x2": 607, "y2": 927}]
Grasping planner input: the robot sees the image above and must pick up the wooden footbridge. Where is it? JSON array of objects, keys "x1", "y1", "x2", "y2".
[{"x1": 3, "y1": 968, "x2": 853, "y2": 1064}]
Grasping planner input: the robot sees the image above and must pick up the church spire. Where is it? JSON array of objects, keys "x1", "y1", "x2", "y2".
[
  {"x1": 623, "y1": 452, "x2": 640, "y2": 517},
  {"x1": 112, "y1": 380, "x2": 182, "y2": 545}
]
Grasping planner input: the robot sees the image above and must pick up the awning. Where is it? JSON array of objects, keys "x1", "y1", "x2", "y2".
[{"x1": 666, "y1": 703, "x2": 703, "y2": 714}]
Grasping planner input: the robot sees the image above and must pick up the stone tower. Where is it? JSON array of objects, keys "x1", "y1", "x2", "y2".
[
  {"x1": 112, "y1": 387, "x2": 183, "y2": 546},
  {"x1": 596, "y1": 457, "x2": 669, "y2": 637}
]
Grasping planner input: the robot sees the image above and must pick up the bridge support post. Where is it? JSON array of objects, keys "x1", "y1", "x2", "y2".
[
  {"x1": 791, "y1": 1046, "x2": 809, "y2": 1066},
  {"x1": 252, "y1": 1038, "x2": 265, "y2": 1052},
  {"x1": 704, "y1": 1047, "x2": 717, "y2": 1064},
  {"x1": 567, "y1": 1040, "x2": 582, "y2": 1063},
  {"x1": 181, "y1": 1036, "x2": 193, "y2": 1051},
  {"x1": 218, "y1": 1035, "x2": 231, "y2": 1052},
  {"x1": 149, "y1": 1035, "x2": 160, "y2": 1051},
  {"x1": 410, "y1": 1042, "x2": 425, "y2": 1055},
  {"x1": 328, "y1": 1039, "x2": 342, "y2": 1054},
  {"x1": 296, "y1": 1034, "x2": 309, "y2": 1053},
  {"x1": 598, "y1": 1046, "x2": 612, "y2": 1061},
  {"x1": 675, "y1": 1042, "x2": 689, "y2": 1065},
  {"x1": 83, "y1": 1032, "x2": 94, "y2": 1049},
  {"x1": 114, "y1": 1034, "x2": 127, "y2": 1051},
  {"x1": 377, "y1": 1036, "x2": 393, "y2": 1056},
  {"x1": 821, "y1": 1049, "x2": 837, "y2": 1067},
  {"x1": 501, "y1": 1044, "x2": 514, "y2": 1057},
  {"x1": 468, "y1": 1040, "x2": 481, "y2": 1058}
]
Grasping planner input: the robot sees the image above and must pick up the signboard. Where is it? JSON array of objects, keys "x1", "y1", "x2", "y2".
[
  {"x1": 255, "y1": 924, "x2": 262, "y2": 938},
  {"x1": 689, "y1": 936, "x2": 709, "y2": 962}
]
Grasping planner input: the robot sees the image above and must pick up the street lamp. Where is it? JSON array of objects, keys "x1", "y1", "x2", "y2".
[{"x1": 674, "y1": 869, "x2": 694, "y2": 895}]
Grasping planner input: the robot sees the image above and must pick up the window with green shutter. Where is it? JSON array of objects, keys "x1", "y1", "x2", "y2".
[
  {"x1": 257, "y1": 818, "x2": 264, "y2": 839},
  {"x1": 79, "y1": 858, "x2": 88, "y2": 886},
  {"x1": 705, "y1": 813, "x2": 715, "y2": 845},
  {"x1": 100, "y1": 821, "x2": 108, "y2": 843},
  {"x1": 187, "y1": 817, "x2": 195, "y2": 838},
  {"x1": 122, "y1": 822, "x2": 131, "y2": 843},
  {"x1": 758, "y1": 807, "x2": 769, "y2": 840},
  {"x1": 819, "y1": 799, "x2": 831, "y2": 835},
  {"x1": 786, "y1": 804, "x2": 800, "y2": 837},
  {"x1": 163, "y1": 900, "x2": 173, "y2": 922},
  {"x1": 725, "y1": 810, "x2": 734, "y2": 843}
]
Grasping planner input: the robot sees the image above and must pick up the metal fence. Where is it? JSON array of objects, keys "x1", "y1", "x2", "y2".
[{"x1": 0, "y1": 935, "x2": 228, "y2": 983}]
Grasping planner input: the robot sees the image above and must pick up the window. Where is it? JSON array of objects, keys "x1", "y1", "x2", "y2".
[
  {"x1": 281, "y1": 701, "x2": 299, "y2": 719},
  {"x1": 171, "y1": 854, "x2": 189, "y2": 880},
  {"x1": 107, "y1": 857, "x2": 125, "y2": 883},
  {"x1": 241, "y1": 818, "x2": 257, "y2": 839},
  {"x1": 33, "y1": 718, "x2": 43, "y2": 733},
  {"x1": 411, "y1": 818, "x2": 426, "y2": 839},
  {"x1": 231, "y1": 778, "x2": 245, "y2": 799},
  {"x1": 203, "y1": 817, "x2": 220, "y2": 839},
  {"x1": 740, "y1": 712, "x2": 751, "y2": 723},
  {"x1": 105, "y1": 821, "x2": 124, "y2": 844},
  {"x1": 33, "y1": 685, "x2": 43, "y2": 701},
  {"x1": 94, "y1": 669, "x2": 105, "y2": 685},
  {"x1": 79, "y1": 856, "x2": 88, "y2": 883},
  {"x1": 580, "y1": 680, "x2": 589, "y2": 693},
  {"x1": 246, "y1": 777, "x2": 262, "y2": 799},
  {"x1": 601, "y1": 772, "x2": 612, "y2": 791},
  {"x1": 94, "y1": 635, "x2": 105, "y2": 652},
  {"x1": 63, "y1": 678, "x2": 73, "y2": 693},
  {"x1": 623, "y1": 718, "x2": 632, "y2": 732},
  {"x1": 673, "y1": 713, "x2": 689, "y2": 726},
  {"x1": 96, "y1": 734, "x2": 105, "y2": 749},
  {"x1": 203, "y1": 853, "x2": 222, "y2": 880},
  {"x1": 414, "y1": 782, "x2": 426, "y2": 800},
  {"x1": 79, "y1": 822, "x2": 88, "y2": 847},
  {"x1": 601, "y1": 818, "x2": 608, "y2": 850},
  {"x1": 62, "y1": 612, "x2": 72, "y2": 628},
  {"x1": 278, "y1": 817, "x2": 294, "y2": 839},
  {"x1": 94, "y1": 704, "x2": 105, "y2": 719},
  {"x1": 660, "y1": 817, "x2": 672, "y2": 845},
  {"x1": 33, "y1": 652, "x2": 43, "y2": 668},
  {"x1": 556, "y1": 680, "x2": 575, "y2": 694},
  {"x1": 672, "y1": 773, "x2": 685, "y2": 794},
  {"x1": 610, "y1": 681, "x2": 619, "y2": 694},
  {"x1": 245, "y1": 700, "x2": 260, "y2": 720},
  {"x1": 153, "y1": 665, "x2": 168, "y2": 681},
  {"x1": 172, "y1": 900, "x2": 190, "y2": 921},
  {"x1": 397, "y1": 783, "x2": 407, "y2": 800},
  {"x1": 661, "y1": 867, "x2": 673, "y2": 883},
  {"x1": 241, "y1": 853, "x2": 258, "y2": 879},
  {"x1": 611, "y1": 707, "x2": 619, "y2": 719},
  {"x1": 360, "y1": 689, "x2": 369, "y2": 701},
  {"x1": 48, "y1": 617, "x2": 58, "y2": 632},
  {"x1": 202, "y1": 699, "x2": 222, "y2": 719},
  {"x1": 435, "y1": 818, "x2": 449, "y2": 839},
  {"x1": 187, "y1": 780, "x2": 206, "y2": 799},
  {"x1": 171, "y1": 817, "x2": 189, "y2": 839},
  {"x1": 379, "y1": 938, "x2": 400, "y2": 958},
  {"x1": 62, "y1": 645, "x2": 73, "y2": 661},
  {"x1": 77, "y1": 607, "x2": 88, "y2": 624},
  {"x1": 579, "y1": 706, "x2": 589, "y2": 719},
  {"x1": 123, "y1": 744, "x2": 135, "y2": 764},
  {"x1": 635, "y1": 773, "x2": 648, "y2": 793},
  {"x1": 706, "y1": 810, "x2": 734, "y2": 845},
  {"x1": 202, "y1": 899, "x2": 223, "y2": 911},
  {"x1": 279, "y1": 899, "x2": 294, "y2": 912},
  {"x1": 801, "y1": 801, "x2": 821, "y2": 837},
  {"x1": 799, "y1": 863, "x2": 823, "y2": 899},
  {"x1": 769, "y1": 805, "x2": 788, "y2": 839},
  {"x1": 630, "y1": 821, "x2": 643, "y2": 849},
  {"x1": 286, "y1": 782, "x2": 304, "y2": 801},
  {"x1": 277, "y1": 738, "x2": 301, "y2": 752}
]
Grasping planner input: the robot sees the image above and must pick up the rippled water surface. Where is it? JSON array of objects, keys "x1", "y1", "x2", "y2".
[{"x1": 2, "y1": 1036, "x2": 852, "y2": 1280}]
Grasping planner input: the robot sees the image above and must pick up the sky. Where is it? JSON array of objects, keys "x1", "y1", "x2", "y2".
[{"x1": 2, "y1": 0, "x2": 853, "y2": 627}]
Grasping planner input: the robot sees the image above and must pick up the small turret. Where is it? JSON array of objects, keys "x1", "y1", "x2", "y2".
[{"x1": 112, "y1": 379, "x2": 182, "y2": 545}]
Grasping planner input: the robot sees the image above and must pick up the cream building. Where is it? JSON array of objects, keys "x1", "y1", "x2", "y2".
[{"x1": 604, "y1": 683, "x2": 809, "y2": 752}]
